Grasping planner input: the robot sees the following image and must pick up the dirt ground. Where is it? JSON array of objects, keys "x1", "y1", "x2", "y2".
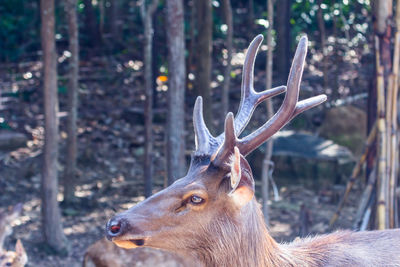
[{"x1": 0, "y1": 40, "x2": 368, "y2": 266}]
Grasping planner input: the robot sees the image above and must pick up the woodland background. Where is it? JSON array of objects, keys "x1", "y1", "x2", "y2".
[{"x1": 1, "y1": 0, "x2": 399, "y2": 266}]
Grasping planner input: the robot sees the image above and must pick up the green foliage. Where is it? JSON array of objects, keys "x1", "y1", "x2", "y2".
[
  {"x1": 58, "y1": 86, "x2": 68, "y2": 95},
  {"x1": 0, "y1": 0, "x2": 40, "y2": 62},
  {"x1": 290, "y1": 0, "x2": 371, "y2": 44},
  {"x1": 0, "y1": 0, "x2": 373, "y2": 63},
  {"x1": 0, "y1": 121, "x2": 12, "y2": 130}
]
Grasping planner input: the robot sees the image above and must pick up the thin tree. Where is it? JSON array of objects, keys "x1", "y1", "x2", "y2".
[
  {"x1": 110, "y1": 1, "x2": 121, "y2": 47},
  {"x1": 247, "y1": 0, "x2": 255, "y2": 41},
  {"x1": 40, "y1": 0, "x2": 68, "y2": 253},
  {"x1": 99, "y1": 0, "x2": 105, "y2": 36},
  {"x1": 317, "y1": 0, "x2": 328, "y2": 90},
  {"x1": 221, "y1": 0, "x2": 233, "y2": 121},
  {"x1": 140, "y1": 0, "x2": 159, "y2": 197},
  {"x1": 63, "y1": 0, "x2": 79, "y2": 204},
  {"x1": 194, "y1": 0, "x2": 213, "y2": 133},
  {"x1": 83, "y1": 0, "x2": 101, "y2": 50},
  {"x1": 187, "y1": 0, "x2": 196, "y2": 82},
  {"x1": 262, "y1": 0, "x2": 275, "y2": 225},
  {"x1": 275, "y1": 0, "x2": 291, "y2": 83},
  {"x1": 166, "y1": 0, "x2": 186, "y2": 184}
]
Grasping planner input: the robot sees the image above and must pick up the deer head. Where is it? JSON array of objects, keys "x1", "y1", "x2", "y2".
[{"x1": 106, "y1": 35, "x2": 326, "y2": 264}]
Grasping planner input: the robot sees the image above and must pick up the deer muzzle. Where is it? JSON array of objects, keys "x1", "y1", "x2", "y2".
[{"x1": 105, "y1": 216, "x2": 147, "y2": 249}]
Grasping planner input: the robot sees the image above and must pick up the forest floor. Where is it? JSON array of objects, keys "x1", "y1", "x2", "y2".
[{"x1": 0, "y1": 38, "x2": 370, "y2": 266}]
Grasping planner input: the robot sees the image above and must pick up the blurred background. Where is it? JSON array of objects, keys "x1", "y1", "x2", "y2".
[{"x1": 0, "y1": 0, "x2": 399, "y2": 266}]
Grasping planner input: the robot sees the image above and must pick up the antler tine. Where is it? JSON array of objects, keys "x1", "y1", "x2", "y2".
[
  {"x1": 216, "y1": 34, "x2": 286, "y2": 143},
  {"x1": 212, "y1": 112, "x2": 236, "y2": 167},
  {"x1": 231, "y1": 85, "x2": 286, "y2": 138},
  {"x1": 238, "y1": 36, "x2": 320, "y2": 156},
  {"x1": 291, "y1": 95, "x2": 327, "y2": 119},
  {"x1": 193, "y1": 96, "x2": 216, "y2": 154},
  {"x1": 275, "y1": 94, "x2": 327, "y2": 132}
]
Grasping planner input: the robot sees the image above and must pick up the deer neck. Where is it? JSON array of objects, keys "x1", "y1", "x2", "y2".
[{"x1": 183, "y1": 199, "x2": 299, "y2": 267}]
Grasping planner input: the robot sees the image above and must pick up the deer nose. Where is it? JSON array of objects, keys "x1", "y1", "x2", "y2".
[{"x1": 106, "y1": 217, "x2": 127, "y2": 240}]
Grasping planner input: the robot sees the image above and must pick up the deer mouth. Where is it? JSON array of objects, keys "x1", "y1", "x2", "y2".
[
  {"x1": 112, "y1": 238, "x2": 147, "y2": 249},
  {"x1": 130, "y1": 238, "x2": 145, "y2": 246}
]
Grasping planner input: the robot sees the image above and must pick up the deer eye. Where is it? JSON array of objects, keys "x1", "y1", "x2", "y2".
[{"x1": 190, "y1": 195, "x2": 204, "y2": 205}]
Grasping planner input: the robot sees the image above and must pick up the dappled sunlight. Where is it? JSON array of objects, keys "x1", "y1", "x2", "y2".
[{"x1": 231, "y1": 51, "x2": 245, "y2": 66}]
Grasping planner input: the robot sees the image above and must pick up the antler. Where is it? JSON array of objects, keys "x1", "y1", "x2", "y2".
[
  {"x1": 237, "y1": 36, "x2": 327, "y2": 156},
  {"x1": 193, "y1": 34, "x2": 326, "y2": 166},
  {"x1": 217, "y1": 35, "x2": 286, "y2": 139},
  {"x1": 193, "y1": 34, "x2": 286, "y2": 156},
  {"x1": 211, "y1": 35, "x2": 326, "y2": 165},
  {"x1": 193, "y1": 97, "x2": 218, "y2": 154},
  {"x1": 212, "y1": 112, "x2": 236, "y2": 166}
]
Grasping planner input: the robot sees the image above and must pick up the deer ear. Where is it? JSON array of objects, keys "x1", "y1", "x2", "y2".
[{"x1": 228, "y1": 147, "x2": 255, "y2": 208}]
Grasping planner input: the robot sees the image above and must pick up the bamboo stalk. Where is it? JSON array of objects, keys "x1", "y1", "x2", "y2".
[
  {"x1": 353, "y1": 164, "x2": 377, "y2": 230},
  {"x1": 397, "y1": 186, "x2": 400, "y2": 222},
  {"x1": 386, "y1": 72, "x2": 393, "y2": 228},
  {"x1": 375, "y1": 35, "x2": 388, "y2": 230},
  {"x1": 389, "y1": 0, "x2": 400, "y2": 228},
  {"x1": 360, "y1": 188, "x2": 376, "y2": 231},
  {"x1": 360, "y1": 204, "x2": 372, "y2": 231},
  {"x1": 329, "y1": 123, "x2": 377, "y2": 226}
]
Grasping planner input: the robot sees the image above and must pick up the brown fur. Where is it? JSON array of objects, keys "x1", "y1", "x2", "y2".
[
  {"x1": 106, "y1": 157, "x2": 400, "y2": 267},
  {"x1": 185, "y1": 198, "x2": 400, "y2": 267}
]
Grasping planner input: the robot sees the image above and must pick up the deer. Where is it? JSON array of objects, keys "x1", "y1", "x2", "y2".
[
  {"x1": 105, "y1": 35, "x2": 400, "y2": 267},
  {"x1": 0, "y1": 204, "x2": 27, "y2": 267}
]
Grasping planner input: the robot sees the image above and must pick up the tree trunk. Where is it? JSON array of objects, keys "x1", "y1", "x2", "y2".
[
  {"x1": 262, "y1": 0, "x2": 274, "y2": 225},
  {"x1": 110, "y1": 0, "x2": 121, "y2": 46},
  {"x1": 195, "y1": 0, "x2": 213, "y2": 134},
  {"x1": 221, "y1": 0, "x2": 233, "y2": 127},
  {"x1": 275, "y1": 0, "x2": 291, "y2": 83},
  {"x1": 188, "y1": 0, "x2": 196, "y2": 77},
  {"x1": 317, "y1": 0, "x2": 328, "y2": 90},
  {"x1": 40, "y1": 0, "x2": 68, "y2": 253},
  {"x1": 247, "y1": 0, "x2": 255, "y2": 41},
  {"x1": 140, "y1": 0, "x2": 159, "y2": 197},
  {"x1": 166, "y1": 0, "x2": 186, "y2": 185},
  {"x1": 63, "y1": 0, "x2": 79, "y2": 204},
  {"x1": 83, "y1": 0, "x2": 101, "y2": 50},
  {"x1": 99, "y1": 0, "x2": 105, "y2": 36}
]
